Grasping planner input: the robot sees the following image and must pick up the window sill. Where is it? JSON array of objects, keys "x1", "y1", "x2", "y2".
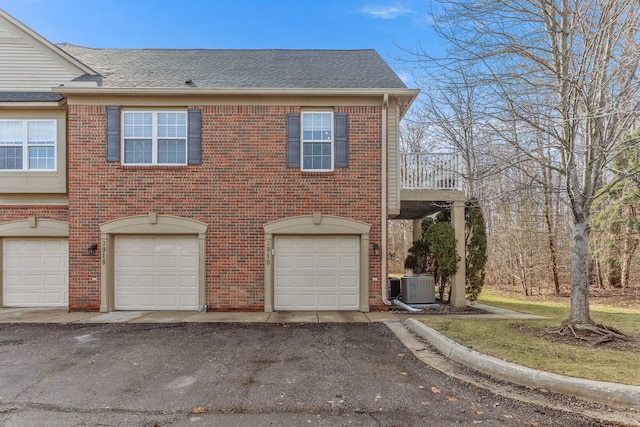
[
  {"x1": 301, "y1": 170, "x2": 335, "y2": 174},
  {"x1": 117, "y1": 164, "x2": 190, "y2": 170}
]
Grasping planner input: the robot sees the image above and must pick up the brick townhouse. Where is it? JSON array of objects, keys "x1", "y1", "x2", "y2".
[{"x1": 0, "y1": 9, "x2": 468, "y2": 313}]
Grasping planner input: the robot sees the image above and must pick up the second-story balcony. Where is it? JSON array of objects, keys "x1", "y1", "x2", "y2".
[{"x1": 400, "y1": 152, "x2": 463, "y2": 191}]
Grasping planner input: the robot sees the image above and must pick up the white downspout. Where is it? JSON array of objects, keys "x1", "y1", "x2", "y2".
[
  {"x1": 382, "y1": 94, "x2": 391, "y2": 306},
  {"x1": 391, "y1": 298, "x2": 422, "y2": 312}
]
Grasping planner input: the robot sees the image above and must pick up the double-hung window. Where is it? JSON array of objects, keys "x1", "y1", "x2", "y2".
[
  {"x1": 0, "y1": 120, "x2": 56, "y2": 171},
  {"x1": 123, "y1": 111, "x2": 187, "y2": 165},
  {"x1": 302, "y1": 112, "x2": 333, "y2": 171}
]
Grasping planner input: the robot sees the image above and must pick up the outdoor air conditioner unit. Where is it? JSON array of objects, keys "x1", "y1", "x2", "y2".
[{"x1": 401, "y1": 274, "x2": 436, "y2": 304}]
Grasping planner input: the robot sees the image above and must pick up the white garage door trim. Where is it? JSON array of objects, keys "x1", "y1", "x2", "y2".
[
  {"x1": 114, "y1": 235, "x2": 199, "y2": 310},
  {"x1": 274, "y1": 235, "x2": 360, "y2": 311},
  {"x1": 3, "y1": 238, "x2": 69, "y2": 307}
]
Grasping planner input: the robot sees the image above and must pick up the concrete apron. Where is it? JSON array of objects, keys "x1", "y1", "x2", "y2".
[{"x1": 0, "y1": 308, "x2": 404, "y2": 324}]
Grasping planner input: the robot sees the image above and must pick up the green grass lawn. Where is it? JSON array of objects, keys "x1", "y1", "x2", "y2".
[{"x1": 419, "y1": 290, "x2": 640, "y2": 385}]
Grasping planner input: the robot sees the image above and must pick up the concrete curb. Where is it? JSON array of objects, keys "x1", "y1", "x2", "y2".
[{"x1": 404, "y1": 318, "x2": 640, "y2": 410}]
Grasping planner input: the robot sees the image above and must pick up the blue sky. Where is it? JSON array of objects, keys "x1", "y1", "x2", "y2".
[{"x1": 1, "y1": 0, "x2": 441, "y2": 86}]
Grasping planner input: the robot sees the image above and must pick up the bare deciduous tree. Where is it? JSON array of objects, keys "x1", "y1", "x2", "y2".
[{"x1": 406, "y1": 0, "x2": 640, "y2": 337}]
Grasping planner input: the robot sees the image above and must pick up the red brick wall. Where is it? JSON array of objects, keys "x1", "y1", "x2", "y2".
[
  {"x1": 0, "y1": 206, "x2": 68, "y2": 224},
  {"x1": 67, "y1": 104, "x2": 384, "y2": 311}
]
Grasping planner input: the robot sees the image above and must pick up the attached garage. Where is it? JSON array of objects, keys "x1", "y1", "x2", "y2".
[
  {"x1": 3, "y1": 238, "x2": 68, "y2": 307},
  {"x1": 274, "y1": 235, "x2": 360, "y2": 310},
  {"x1": 114, "y1": 235, "x2": 198, "y2": 310}
]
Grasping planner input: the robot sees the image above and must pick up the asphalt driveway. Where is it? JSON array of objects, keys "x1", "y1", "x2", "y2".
[{"x1": 0, "y1": 322, "x2": 613, "y2": 426}]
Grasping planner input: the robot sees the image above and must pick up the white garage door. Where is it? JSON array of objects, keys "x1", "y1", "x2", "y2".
[
  {"x1": 3, "y1": 238, "x2": 68, "y2": 307},
  {"x1": 274, "y1": 236, "x2": 360, "y2": 310},
  {"x1": 114, "y1": 236, "x2": 198, "y2": 310}
]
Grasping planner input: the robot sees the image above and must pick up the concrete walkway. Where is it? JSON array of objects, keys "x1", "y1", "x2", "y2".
[
  {"x1": 0, "y1": 303, "x2": 541, "y2": 324},
  {"x1": 0, "y1": 308, "x2": 398, "y2": 324}
]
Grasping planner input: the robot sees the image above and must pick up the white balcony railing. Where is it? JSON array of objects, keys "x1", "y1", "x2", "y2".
[{"x1": 400, "y1": 152, "x2": 463, "y2": 190}]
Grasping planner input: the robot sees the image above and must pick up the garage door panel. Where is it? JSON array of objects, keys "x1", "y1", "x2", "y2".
[
  {"x1": 114, "y1": 236, "x2": 198, "y2": 310},
  {"x1": 137, "y1": 275, "x2": 157, "y2": 287},
  {"x1": 276, "y1": 255, "x2": 295, "y2": 269},
  {"x1": 3, "y1": 238, "x2": 68, "y2": 308},
  {"x1": 297, "y1": 275, "x2": 316, "y2": 287},
  {"x1": 318, "y1": 276, "x2": 337, "y2": 288},
  {"x1": 23, "y1": 256, "x2": 43, "y2": 269},
  {"x1": 297, "y1": 255, "x2": 315, "y2": 269},
  {"x1": 24, "y1": 274, "x2": 44, "y2": 286},
  {"x1": 44, "y1": 292, "x2": 65, "y2": 304},
  {"x1": 158, "y1": 294, "x2": 177, "y2": 306},
  {"x1": 115, "y1": 293, "x2": 135, "y2": 308},
  {"x1": 339, "y1": 238, "x2": 359, "y2": 249},
  {"x1": 340, "y1": 255, "x2": 358, "y2": 269},
  {"x1": 296, "y1": 294, "x2": 316, "y2": 308},
  {"x1": 3, "y1": 293, "x2": 19, "y2": 305},
  {"x1": 4, "y1": 274, "x2": 20, "y2": 287},
  {"x1": 44, "y1": 256, "x2": 64, "y2": 268},
  {"x1": 318, "y1": 256, "x2": 336, "y2": 269},
  {"x1": 115, "y1": 254, "x2": 135, "y2": 268},
  {"x1": 180, "y1": 276, "x2": 197, "y2": 287},
  {"x1": 296, "y1": 238, "x2": 315, "y2": 250},
  {"x1": 340, "y1": 275, "x2": 360, "y2": 289},
  {"x1": 44, "y1": 274, "x2": 64, "y2": 286},
  {"x1": 158, "y1": 255, "x2": 178, "y2": 268},
  {"x1": 24, "y1": 292, "x2": 44, "y2": 304},
  {"x1": 274, "y1": 236, "x2": 359, "y2": 311},
  {"x1": 275, "y1": 274, "x2": 296, "y2": 288},
  {"x1": 4, "y1": 257, "x2": 22, "y2": 269},
  {"x1": 178, "y1": 237, "x2": 198, "y2": 250},
  {"x1": 158, "y1": 276, "x2": 178, "y2": 288},
  {"x1": 179, "y1": 294, "x2": 197, "y2": 306},
  {"x1": 318, "y1": 294, "x2": 338, "y2": 309},
  {"x1": 275, "y1": 294, "x2": 295, "y2": 309},
  {"x1": 180, "y1": 255, "x2": 198, "y2": 268},
  {"x1": 115, "y1": 274, "x2": 135, "y2": 287},
  {"x1": 136, "y1": 255, "x2": 157, "y2": 268},
  {"x1": 340, "y1": 294, "x2": 358, "y2": 307}
]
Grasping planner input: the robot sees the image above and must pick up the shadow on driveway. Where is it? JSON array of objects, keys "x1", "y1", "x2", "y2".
[{"x1": 0, "y1": 323, "x2": 612, "y2": 426}]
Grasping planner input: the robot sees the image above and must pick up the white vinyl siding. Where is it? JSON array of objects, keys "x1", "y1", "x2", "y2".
[
  {"x1": 122, "y1": 112, "x2": 187, "y2": 165},
  {"x1": 3, "y1": 238, "x2": 69, "y2": 307},
  {"x1": 0, "y1": 22, "x2": 83, "y2": 91},
  {"x1": 274, "y1": 236, "x2": 359, "y2": 310},
  {"x1": 114, "y1": 236, "x2": 198, "y2": 310}
]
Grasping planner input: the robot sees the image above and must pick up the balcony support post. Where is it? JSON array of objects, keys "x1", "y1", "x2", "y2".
[
  {"x1": 450, "y1": 201, "x2": 467, "y2": 308},
  {"x1": 413, "y1": 218, "x2": 423, "y2": 241}
]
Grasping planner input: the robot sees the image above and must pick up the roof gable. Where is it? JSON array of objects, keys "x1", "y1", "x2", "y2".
[{"x1": 0, "y1": 9, "x2": 95, "y2": 92}]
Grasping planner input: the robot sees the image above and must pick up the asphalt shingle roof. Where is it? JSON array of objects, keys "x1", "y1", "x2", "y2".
[{"x1": 58, "y1": 44, "x2": 407, "y2": 90}]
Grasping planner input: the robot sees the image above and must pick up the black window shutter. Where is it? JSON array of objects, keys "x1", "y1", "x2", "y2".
[
  {"x1": 105, "y1": 106, "x2": 120, "y2": 162},
  {"x1": 188, "y1": 109, "x2": 202, "y2": 165},
  {"x1": 286, "y1": 113, "x2": 301, "y2": 168},
  {"x1": 334, "y1": 112, "x2": 348, "y2": 168}
]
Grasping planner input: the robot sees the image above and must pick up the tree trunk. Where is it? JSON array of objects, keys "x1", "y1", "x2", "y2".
[
  {"x1": 621, "y1": 206, "x2": 639, "y2": 288},
  {"x1": 543, "y1": 169, "x2": 560, "y2": 294},
  {"x1": 607, "y1": 258, "x2": 622, "y2": 288},
  {"x1": 595, "y1": 259, "x2": 605, "y2": 289},
  {"x1": 569, "y1": 220, "x2": 592, "y2": 323}
]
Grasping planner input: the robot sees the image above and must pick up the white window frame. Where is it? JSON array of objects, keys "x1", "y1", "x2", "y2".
[
  {"x1": 301, "y1": 111, "x2": 334, "y2": 172},
  {"x1": 0, "y1": 120, "x2": 57, "y2": 172},
  {"x1": 121, "y1": 111, "x2": 188, "y2": 166}
]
